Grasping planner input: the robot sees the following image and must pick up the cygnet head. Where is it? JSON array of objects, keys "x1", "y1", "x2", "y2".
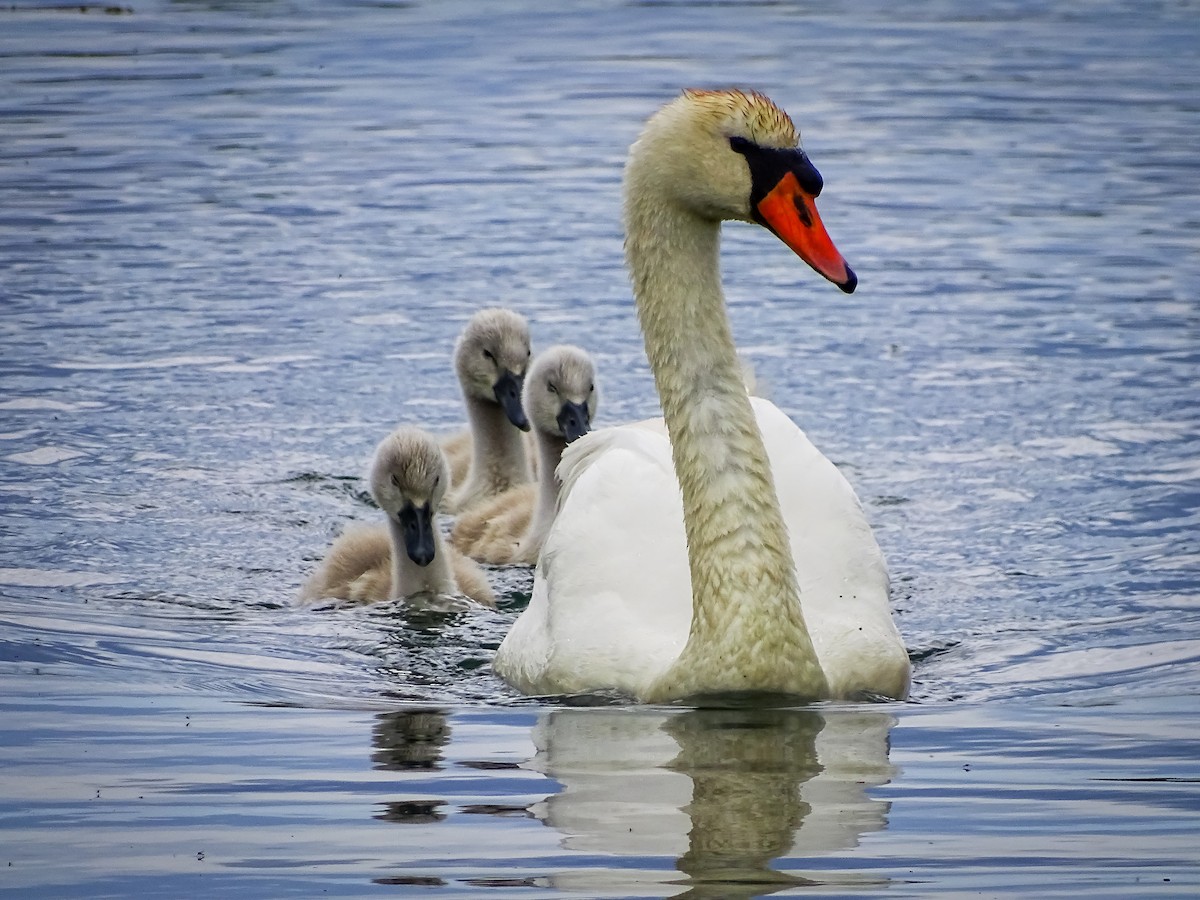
[
  {"x1": 369, "y1": 426, "x2": 449, "y2": 567},
  {"x1": 624, "y1": 88, "x2": 855, "y2": 292},
  {"x1": 454, "y1": 307, "x2": 532, "y2": 431},
  {"x1": 523, "y1": 345, "x2": 598, "y2": 444}
]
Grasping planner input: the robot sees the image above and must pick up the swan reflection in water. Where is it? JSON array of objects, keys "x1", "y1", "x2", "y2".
[
  {"x1": 528, "y1": 705, "x2": 898, "y2": 896},
  {"x1": 365, "y1": 704, "x2": 897, "y2": 894}
]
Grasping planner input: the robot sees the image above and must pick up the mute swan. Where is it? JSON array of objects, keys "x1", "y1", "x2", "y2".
[
  {"x1": 451, "y1": 345, "x2": 598, "y2": 565},
  {"x1": 299, "y1": 425, "x2": 495, "y2": 607},
  {"x1": 493, "y1": 89, "x2": 910, "y2": 702},
  {"x1": 441, "y1": 308, "x2": 533, "y2": 513}
]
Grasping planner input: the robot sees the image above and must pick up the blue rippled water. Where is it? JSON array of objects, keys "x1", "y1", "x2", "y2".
[{"x1": 1, "y1": 0, "x2": 1198, "y2": 895}]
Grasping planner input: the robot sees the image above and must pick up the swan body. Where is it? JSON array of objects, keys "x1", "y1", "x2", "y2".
[
  {"x1": 452, "y1": 345, "x2": 598, "y2": 565},
  {"x1": 493, "y1": 89, "x2": 909, "y2": 701},
  {"x1": 300, "y1": 426, "x2": 494, "y2": 607},
  {"x1": 442, "y1": 308, "x2": 533, "y2": 513}
]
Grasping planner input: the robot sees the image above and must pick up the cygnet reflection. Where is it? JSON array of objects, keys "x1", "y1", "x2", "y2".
[
  {"x1": 371, "y1": 707, "x2": 451, "y2": 771},
  {"x1": 370, "y1": 708, "x2": 454, "y2": 826}
]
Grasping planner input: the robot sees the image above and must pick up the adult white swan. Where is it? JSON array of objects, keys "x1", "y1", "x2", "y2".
[{"x1": 493, "y1": 89, "x2": 910, "y2": 702}]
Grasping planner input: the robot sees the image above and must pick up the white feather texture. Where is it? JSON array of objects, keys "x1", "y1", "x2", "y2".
[
  {"x1": 493, "y1": 89, "x2": 909, "y2": 702},
  {"x1": 497, "y1": 399, "x2": 901, "y2": 698}
]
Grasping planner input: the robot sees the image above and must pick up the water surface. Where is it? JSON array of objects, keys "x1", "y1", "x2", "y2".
[{"x1": 2, "y1": 0, "x2": 1198, "y2": 896}]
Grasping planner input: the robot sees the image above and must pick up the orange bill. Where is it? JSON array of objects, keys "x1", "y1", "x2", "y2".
[{"x1": 756, "y1": 171, "x2": 857, "y2": 293}]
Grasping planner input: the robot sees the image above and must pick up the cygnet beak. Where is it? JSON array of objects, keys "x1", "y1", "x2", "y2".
[
  {"x1": 398, "y1": 501, "x2": 436, "y2": 567},
  {"x1": 493, "y1": 370, "x2": 531, "y2": 431},
  {"x1": 557, "y1": 400, "x2": 592, "y2": 443}
]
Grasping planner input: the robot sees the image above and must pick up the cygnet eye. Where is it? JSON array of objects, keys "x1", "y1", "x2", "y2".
[
  {"x1": 482, "y1": 348, "x2": 495, "y2": 362},
  {"x1": 547, "y1": 382, "x2": 558, "y2": 394}
]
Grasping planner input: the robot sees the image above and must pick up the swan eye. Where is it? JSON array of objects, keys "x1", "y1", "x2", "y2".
[
  {"x1": 729, "y1": 135, "x2": 755, "y2": 155},
  {"x1": 588, "y1": 383, "x2": 594, "y2": 394},
  {"x1": 482, "y1": 349, "x2": 495, "y2": 362},
  {"x1": 547, "y1": 382, "x2": 558, "y2": 394},
  {"x1": 390, "y1": 473, "x2": 401, "y2": 488}
]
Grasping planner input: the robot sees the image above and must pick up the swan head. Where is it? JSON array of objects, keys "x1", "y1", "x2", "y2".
[
  {"x1": 369, "y1": 426, "x2": 449, "y2": 567},
  {"x1": 524, "y1": 344, "x2": 598, "y2": 444},
  {"x1": 453, "y1": 307, "x2": 533, "y2": 431},
  {"x1": 625, "y1": 88, "x2": 856, "y2": 292}
]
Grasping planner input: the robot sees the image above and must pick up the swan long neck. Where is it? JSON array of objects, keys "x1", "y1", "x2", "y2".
[
  {"x1": 624, "y1": 187, "x2": 828, "y2": 699},
  {"x1": 526, "y1": 429, "x2": 568, "y2": 558},
  {"x1": 460, "y1": 395, "x2": 531, "y2": 503},
  {"x1": 387, "y1": 519, "x2": 455, "y2": 599}
]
